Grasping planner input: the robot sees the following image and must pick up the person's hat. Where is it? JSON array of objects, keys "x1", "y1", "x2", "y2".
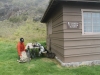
[{"x1": 20, "y1": 38, "x2": 24, "y2": 42}]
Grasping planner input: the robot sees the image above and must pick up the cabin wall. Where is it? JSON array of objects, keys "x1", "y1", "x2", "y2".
[
  {"x1": 46, "y1": 5, "x2": 65, "y2": 62},
  {"x1": 63, "y1": 2, "x2": 100, "y2": 63}
]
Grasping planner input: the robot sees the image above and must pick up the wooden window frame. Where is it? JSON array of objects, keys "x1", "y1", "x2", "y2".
[{"x1": 82, "y1": 9, "x2": 100, "y2": 35}]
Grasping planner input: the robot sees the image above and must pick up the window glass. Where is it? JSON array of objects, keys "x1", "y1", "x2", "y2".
[{"x1": 83, "y1": 11, "x2": 100, "y2": 34}]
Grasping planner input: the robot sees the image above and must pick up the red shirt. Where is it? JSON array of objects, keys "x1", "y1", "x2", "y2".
[{"x1": 17, "y1": 42, "x2": 25, "y2": 56}]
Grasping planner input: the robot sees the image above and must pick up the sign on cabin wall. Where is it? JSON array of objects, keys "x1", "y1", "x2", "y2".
[{"x1": 67, "y1": 22, "x2": 79, "y2": 29}]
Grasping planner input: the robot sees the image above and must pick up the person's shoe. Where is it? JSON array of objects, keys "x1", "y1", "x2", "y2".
[
  {"x1": 17, "y1": 60, "x2": 19, "y2": 62},
  {"x1": 17, "y1": 59, "x2": 22, "y2": 63}
]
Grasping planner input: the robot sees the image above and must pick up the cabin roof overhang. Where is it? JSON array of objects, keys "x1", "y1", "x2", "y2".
[{"x1": 41, "y1": 0, "x2": 100, "y2": 23}]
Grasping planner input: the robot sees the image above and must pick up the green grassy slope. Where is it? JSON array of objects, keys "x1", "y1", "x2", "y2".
[
  {"x1": 0, "y1": 0, "x2": 48, "y2": 43},
  {"x1": 0, "y1": 18, "x2": 46, "y2": 43},
  {"x1": 0, "y1": 41, "x2": 100, "y2": 75}
]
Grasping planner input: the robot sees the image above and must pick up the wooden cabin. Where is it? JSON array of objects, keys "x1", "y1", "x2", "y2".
[{"x1": 41, "y1": 0, "x2": 100, "y2": 66}]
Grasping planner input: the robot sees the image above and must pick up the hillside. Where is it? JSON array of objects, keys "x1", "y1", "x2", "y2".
[
  {"x1": 0, "y1": 0, "x2": 49, "y2": 43},
  {"x1": 0, "y1": 0, "x2": 49, "y2": 21}
]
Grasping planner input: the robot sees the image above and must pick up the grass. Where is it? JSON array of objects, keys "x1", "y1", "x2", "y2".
[
  {"x1": 0, "y1": 19, "x2": 46, "y2": 43},
  {"x1": 0, "y1": 17, "x2": 99, "y2": 74},
  {"x1": 0, "y1": 41, "x2": 100, "y2": 75}
]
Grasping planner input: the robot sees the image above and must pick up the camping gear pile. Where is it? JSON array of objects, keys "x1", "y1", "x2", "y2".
[{"x1": 18, "y1": 42, "x2": 55, "y2": 63}]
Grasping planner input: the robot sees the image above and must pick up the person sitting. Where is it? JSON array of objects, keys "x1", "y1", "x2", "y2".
[
  {"x1": 17, "y1": 38, "x2": 29, "y2": 62},
  {"x1": 17, "y1": 38, "x2": 25, "y2": 59}
]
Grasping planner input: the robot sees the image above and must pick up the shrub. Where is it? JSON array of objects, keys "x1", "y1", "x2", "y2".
[
  {"x1": 40, "y1": 41, "x2": 46, "y2": 48},
  {"x1": 33, "y1": 15, "x2": 42, "y2": 22},
  {"x1": 9, "y1": 16, "x2": 21, "y2": 23},
  {"x1": 21, "y1": 15, "x2": 28, "y2": 21}
]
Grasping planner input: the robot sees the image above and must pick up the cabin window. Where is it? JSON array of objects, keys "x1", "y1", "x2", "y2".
[{"x1": 82, "y1": 9, "x2": 100, "y2": 35}]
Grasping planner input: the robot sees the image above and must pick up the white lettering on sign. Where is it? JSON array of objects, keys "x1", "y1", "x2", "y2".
[{"x1": 68, "y1": 22, "x2": 79, "y2": 29}]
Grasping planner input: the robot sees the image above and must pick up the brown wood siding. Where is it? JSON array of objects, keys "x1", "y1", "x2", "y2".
[
  {"x1": 51, "y1": 43, "x2": 64, "y2": 56},
  {"x1": 64, "y1": 54, "x2": 100, "y2": 63},
  {"x1": 64, "y1": 39, "x2": 100, "y2": 47},
  {"x1": 64, "y1": 47, "x2": 100, "y2": 55},
  {"x1": 52, "y1": 48, "x2": 64, "y2": 62},
  {"x1": 51, "y1": 39, "x2": 64, "y2": 47},
  {"x1": 63, "y1": 3, "x2": 100, "y2": 63},
  {"x1": 46, "y1": 5, "x2": 65, "y2": 62},
  {"x1": 52, "y1": 22, "x2": 63, "y2": 32}
]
